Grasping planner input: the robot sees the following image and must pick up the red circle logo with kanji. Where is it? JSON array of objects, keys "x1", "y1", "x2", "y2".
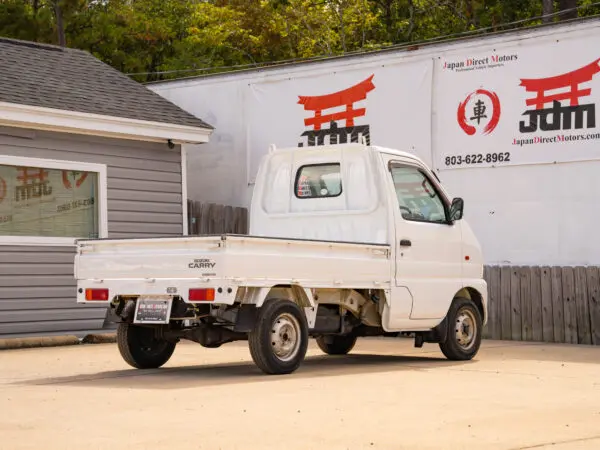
[{"x1": 457, "y1": 89, "x2": 501, "y2": 136}]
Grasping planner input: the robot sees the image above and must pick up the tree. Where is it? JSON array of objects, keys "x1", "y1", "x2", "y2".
[
  {"x1": 53, "y1": 0, "x2": 66, "y2": 46},
  {"x1": 558, "y1": 0, "x2": 578, "y2": 20},
  {"x1": 0, "y1": 0, "x2": 597, "y2": 81},
  {"x1": 542, "y1": 0, "x2": 554, "y2": 23}
]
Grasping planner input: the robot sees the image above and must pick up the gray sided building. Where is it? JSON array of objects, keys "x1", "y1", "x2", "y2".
[{"x1": 0, "y1": 38, "x2": 212, "y2": 338}]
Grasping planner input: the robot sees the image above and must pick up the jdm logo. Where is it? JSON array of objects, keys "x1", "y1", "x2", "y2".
[
  {"x1": 518, "y1": 58, "x2": 600, "y2": 133},
  {"x1": 457, "y1": 89, "x2": 501, "y2": 136}
]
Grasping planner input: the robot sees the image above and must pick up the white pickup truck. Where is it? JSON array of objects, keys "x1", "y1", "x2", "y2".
[{"x1": 75, "y1": 143, "x2": 487, "y2": 375}]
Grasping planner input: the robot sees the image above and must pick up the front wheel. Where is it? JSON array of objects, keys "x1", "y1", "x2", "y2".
[
  {"x1": 117, "y1": 323, "x2": 176, "y2": 369},
  {"x1": 438, "y1": 297, "x2": 482, "y2": 361},
  {"x1": 248, "y1": 299, "x2": 309, "y2": 375}
]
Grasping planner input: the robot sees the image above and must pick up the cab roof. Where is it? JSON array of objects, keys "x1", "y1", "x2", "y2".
[{"x1": 269, "y1": 142, "x2": 426, "y2": 165}]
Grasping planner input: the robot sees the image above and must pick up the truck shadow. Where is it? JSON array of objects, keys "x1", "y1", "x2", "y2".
[{"x1": 16, "y1": 353, "x2": 472, "y2": 390}]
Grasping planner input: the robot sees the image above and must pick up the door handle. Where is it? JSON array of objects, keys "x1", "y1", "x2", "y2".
[{"x1": 400, "y1": 239, "x2": 412, "y2": 247}]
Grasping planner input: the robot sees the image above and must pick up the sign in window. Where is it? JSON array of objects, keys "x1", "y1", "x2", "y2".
[{"x1": 0, "y1": 164, "x2": 99, "y2": 238}]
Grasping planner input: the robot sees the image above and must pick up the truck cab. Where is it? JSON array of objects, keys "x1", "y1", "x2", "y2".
[
  {"x1": 251, "y1": 143, "x2": 486, "y2": 332},
  {"x1": 75, "y1": 143, "x2": 487, "y2": 375}
]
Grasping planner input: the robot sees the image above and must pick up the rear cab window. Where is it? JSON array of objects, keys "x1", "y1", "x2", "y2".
[{"x1": 295, "y1": 164, "x2": 342, "y2": 199}]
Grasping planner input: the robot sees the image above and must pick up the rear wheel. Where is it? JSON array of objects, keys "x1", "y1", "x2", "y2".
[
  {"x1": 439, "y1": 297, "x2": 482, "y2": 361},
  {"x1": 117, "y1": 323, "x2": 176, "y2": 369},
  {"x1": 248, "y1": 299, "x2": 309, "y2": 375},
  {"x1": 316, "y1": 334, "x2": 357, "y2": 355}
]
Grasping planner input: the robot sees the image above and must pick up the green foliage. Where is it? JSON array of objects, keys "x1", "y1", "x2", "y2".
[{"x1": 0, "y1": 0, "x2": 598, "y2": 81}]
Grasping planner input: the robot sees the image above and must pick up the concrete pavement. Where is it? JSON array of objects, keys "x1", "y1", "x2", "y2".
[{"x1": 1, "y1": 338, "x2": 599, "y2": 450}]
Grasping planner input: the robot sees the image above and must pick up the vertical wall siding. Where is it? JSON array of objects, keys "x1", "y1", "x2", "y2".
[
  {"x1": 0, "y1": 246, "x2": 106, "y2": 336},
  {"x1": 0, "y1": 128, "x2": 183, "y2": 337}
]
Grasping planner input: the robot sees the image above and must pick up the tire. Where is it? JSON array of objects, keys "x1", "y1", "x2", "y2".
[
  {"x1": 248, "y1": 299, "x2": 309, "y2": 375},
  {"x1": 117, "y1": 323, "x2": 176, "y2": 369},
  {"x1": 316, "y1": 334, "x2": 357, "y2": 355},
  {"x1": 439, "y1": 297, "x2": 483, "y2": 361}
]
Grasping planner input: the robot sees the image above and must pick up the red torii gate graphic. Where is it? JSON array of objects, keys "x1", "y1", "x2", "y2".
[
  {"x1": 298, "y1": 74, "x2": 376, "y2": 130},
  {"x1": 519, "y1": 58, "x2": 600, "y2": 110}
]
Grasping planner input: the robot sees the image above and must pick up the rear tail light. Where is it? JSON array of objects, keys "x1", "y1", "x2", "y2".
[
  {"x1": 85, "y1": 288, "x2": 109, "y2": 301},
  {"x1": 189, "y1": 288, "x2": 215, "y2": 302}
]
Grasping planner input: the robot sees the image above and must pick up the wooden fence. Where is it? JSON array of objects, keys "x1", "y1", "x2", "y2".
[
  {"x1": 187, "y1": 200, "x2": 249, "y2": 235},
  {"x1": 482, "y1": 266, "x2": 600, "y2": 345}
]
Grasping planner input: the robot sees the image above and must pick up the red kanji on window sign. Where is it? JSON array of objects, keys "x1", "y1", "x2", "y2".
[
  {"x1": 297, "y1": 75, "x2": 375, "y2": 147},
  {"x1": 17, "y1": 167, "x2": 48, "y2": 185},
  {"x1": 62, "y1": 171, "x2": 88, "y2": 189},
  {"x1": 0, "y1": 177, "x2": 6, "y2": 203},
  {"x1": 518, "y1": 58, "x2": 600, "y2": 133},
  {"x1": 15, "y1": 167, "x2": 53, "y2": 201}
]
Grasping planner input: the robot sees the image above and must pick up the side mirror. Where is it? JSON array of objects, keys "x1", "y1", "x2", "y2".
[{"x1": 449, "y1": 197, "x2": 464, "y2": 222}]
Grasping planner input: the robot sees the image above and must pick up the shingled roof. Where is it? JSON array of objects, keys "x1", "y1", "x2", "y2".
[{"x1": 0, "y1": 38, "x2": 212, "y2": 130}]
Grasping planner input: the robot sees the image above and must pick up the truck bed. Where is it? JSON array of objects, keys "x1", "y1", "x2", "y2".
[{"x1": 75, "y1": 234, "x2": 392, "y2": 302}]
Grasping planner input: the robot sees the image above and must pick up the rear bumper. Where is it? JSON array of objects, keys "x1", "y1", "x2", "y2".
[{"x1": 76, "y1": 279, "x2": 239, "y2": 305}]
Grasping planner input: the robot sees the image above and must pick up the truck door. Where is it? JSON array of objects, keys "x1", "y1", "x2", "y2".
[{"x1": 386, "y1": 158, "x2": 464, "y2": 321}]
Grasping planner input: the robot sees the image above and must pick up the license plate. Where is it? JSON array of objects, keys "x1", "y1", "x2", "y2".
[{"x1": 133, "y1": 296, "x2": 173, "y2": 324}]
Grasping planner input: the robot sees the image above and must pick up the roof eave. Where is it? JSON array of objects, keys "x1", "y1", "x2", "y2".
[{"x1": 0, "y1": 101, "x2": 212, "y2": 145}]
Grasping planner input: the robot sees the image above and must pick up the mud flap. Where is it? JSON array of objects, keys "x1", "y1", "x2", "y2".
[
  {"x1": 414, "y1": 316, "x2": 448, "y2": 348},
  {"x1": 233, "y1": 305, "x2": 259, "y2": 332}
]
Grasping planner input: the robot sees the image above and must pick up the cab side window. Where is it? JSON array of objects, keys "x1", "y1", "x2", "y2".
[{"x1": 390, "y1": 166, "x2": 447, "y2": 224}]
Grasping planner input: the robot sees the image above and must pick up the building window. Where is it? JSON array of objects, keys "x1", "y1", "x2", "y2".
[
  {"x1": 294, "y1": 163, "x2": 342, "y2": 199},
  {"x1": 0, "y1": 156, "x2": 107, "y2": 245}
]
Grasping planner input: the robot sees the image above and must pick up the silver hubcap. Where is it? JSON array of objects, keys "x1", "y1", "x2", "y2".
[
  {"x1": 271, "y1": 313, "x2": 301, "y2": 362},
  {"x1": 455, "y1": 308, "x2": 477, "y2": 350}
]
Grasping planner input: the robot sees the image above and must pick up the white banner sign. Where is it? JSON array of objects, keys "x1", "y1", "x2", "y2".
[
  {"x1": 434, "y1": 37, "x2": 600, "y2": 170},
  {"x1": 245, "y1": 60, "x2": 434, "y2": 183}
]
